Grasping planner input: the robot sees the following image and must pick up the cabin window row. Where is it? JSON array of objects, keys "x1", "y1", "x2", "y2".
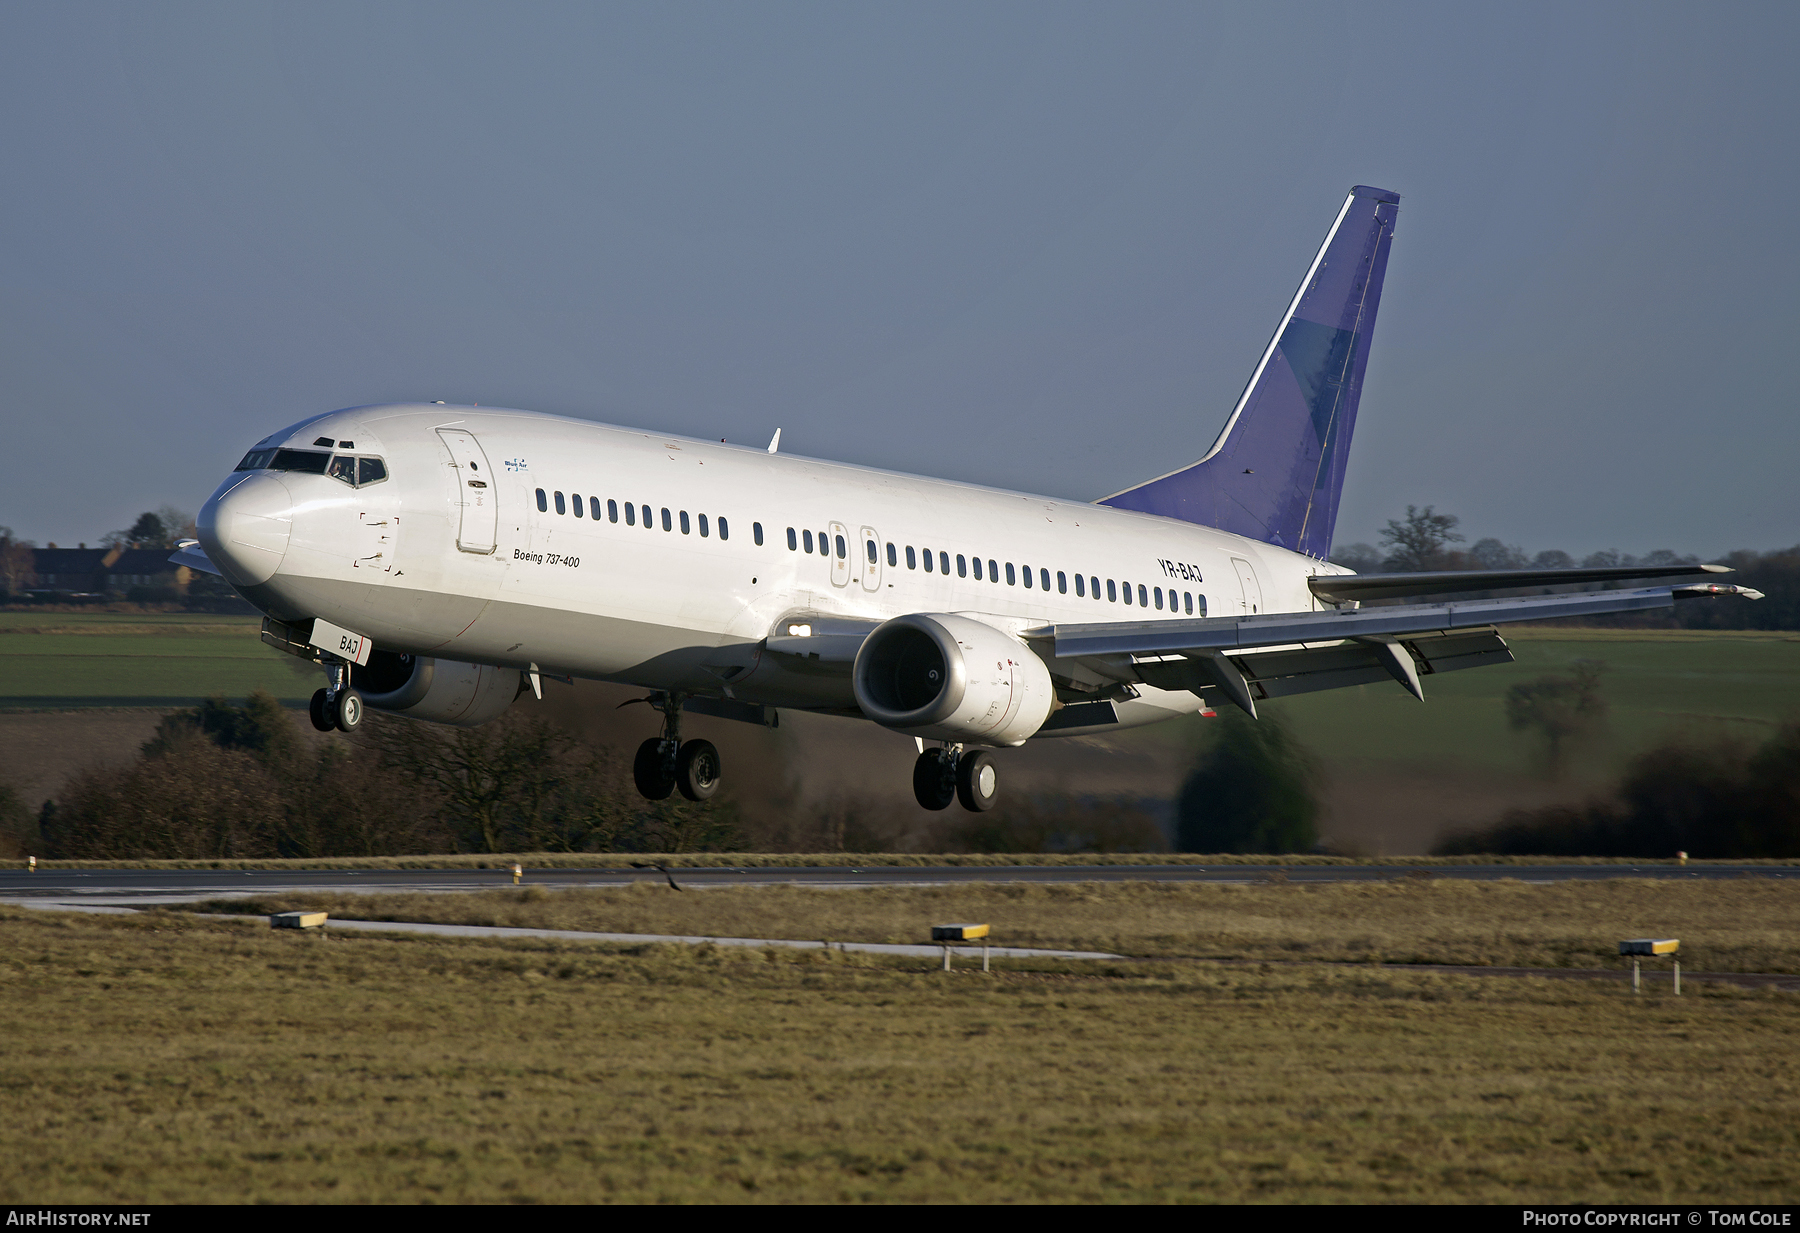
[
  {"x1": 780, "y1": 527, "x2": 1206, "y2": 616},
  {"x1": 535, "y1": 489, "x2": 765, "y2": 545}
]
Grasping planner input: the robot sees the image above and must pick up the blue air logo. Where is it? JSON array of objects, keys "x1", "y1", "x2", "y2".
[{"x1": 504, "y1": 458, "x2": 529, "y2": 472}]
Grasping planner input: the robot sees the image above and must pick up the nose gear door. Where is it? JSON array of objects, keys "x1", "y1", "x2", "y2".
[{"x1": 437, "y1": 429, "x2": 498, "y2": 554}]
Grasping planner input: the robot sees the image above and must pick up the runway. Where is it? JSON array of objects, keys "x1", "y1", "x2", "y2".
[{"x1": 0, "y1": 859, "x2": 1793, "y2": 911}]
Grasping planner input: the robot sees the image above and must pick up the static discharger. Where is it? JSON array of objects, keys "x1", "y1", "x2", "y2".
[
  {"x1": 933, "y1": 923, "x2": 991, "y2": 973},
  {"x1": 1621, "y1": 938, "x2": 1681, "y2": 995},
  {"x1": 271, "y1": 911, "x2": 328, "y2": 930}
]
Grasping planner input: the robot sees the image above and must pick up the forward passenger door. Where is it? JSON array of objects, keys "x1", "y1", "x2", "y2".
[{"x1": 436, "y1": 428, "x2": 498, "y2": 554}]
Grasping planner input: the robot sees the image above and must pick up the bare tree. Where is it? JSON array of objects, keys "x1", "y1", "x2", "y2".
[{"x1": 1378, "y1": 505, "x2": 1465, "y2": 572}]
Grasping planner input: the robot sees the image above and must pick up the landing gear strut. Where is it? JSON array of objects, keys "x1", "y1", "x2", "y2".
[
  {"x1": 912, "y1": 745, "x2": 1000, "y2": 812},
  {"x1": 309, "y1": 660, "x2": 363, "y2": 733},
  {"x1": 632, "y1": 693, "x2": 722, "y2": 802}
]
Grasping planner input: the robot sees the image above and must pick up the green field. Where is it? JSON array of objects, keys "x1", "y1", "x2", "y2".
[
  {"x1": 0, "y1": 611, "x2": 313, "y2": 707},
  {"x1": 1139, "y1": 627, "x2": 1800, "y2": 784},
  {"x1": 4, "y1": 893, "x2": 1797, "y2": 1204}
]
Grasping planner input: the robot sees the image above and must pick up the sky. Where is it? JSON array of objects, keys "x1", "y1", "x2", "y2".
[{"x1": 3, "y1": 1, "x2": 1796, "y2": 558}]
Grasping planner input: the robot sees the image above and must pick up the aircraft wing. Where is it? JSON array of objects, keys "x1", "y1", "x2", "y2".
[
  {"x1": 168, "y1": 539, "x2": 222, "y2": 576},
  {"x1": 1045, "y1": 581, "x2": 1762, "y2": 717},
  {"x1": 1307, "y1": 562, "x2": 1729, "y2": 604}
]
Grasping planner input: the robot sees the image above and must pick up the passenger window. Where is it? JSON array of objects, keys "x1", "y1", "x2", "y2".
[
  {"x1": 572, "y1": 493, "x2": 584, "y2": 518},
  {"x1": 607, "y1": 499, "x2": 618, "y2": 522},
  {"x1": 1154, "y1": 587, "x2": 1163, "y2": 610},
  {"x1": 590, "y1": 497, "x2": 601, "y2": 520},
  {"x1": 989, "y1": 559, "x2": 999, "y2": 583},
  {"x1": 662, "y1": 508, "x2": 672, "y2": 532},
  {"x1": 1040, "y1": 568, "x2": 1051, "y2": 591},
  {"x1": 1196, "y1": 594, "x2": 1208, "y2": 617},
  {"x1": 1138, "y1": 584, "x2": 1149, "y2": 606},
  {"x1": 720, "y1": 517, "x2": 730, "y2": 541},
  {"x1": 786, "y1": 527, "x2": 796, "y2": 550},
  {"x1": 1022, "y1": 565, "x2": 1032, "y2": 589},
  {"x1": 748, "y1": 521, "x2": 759, "y2": 545},
  {"x1": 359, "y1": 457, "x2": 387, "y2": 485},
  {"x1": 698, "y1": 514, "x2": 708, "y2": 537},
  {"x1": 1184, "y1": 592, "x2": 1193, "y2": 615},
  {"x1": 536, "y1": 489, "x2": 548, "y2": 513},
  {"x1": 1005, "y1": 563, "x2": 1016, "y2": 585},
  {"x1": 1123, "y1": 582, "x2": 1133, "y2": 605},
  {"x1": 803, "y1": 529, "x2": 814, "y2": 553},
  {"x1": 938, "y1": 551, "x2": 948, "y2": 574},
  {"x1": 679, "y1": 511, "x2": 689, "y2": 534},
  {"x1": 865, "y1": 539, "x2": 876, "y2": 563},
  {"x1": 818, "y1": 529, "x2": 829, "y2": 555},
  {"x1": 554, "y1": 492, "x2": 566, "y2": 515},
  {"x1": 957, "y1": 554, "x2": 967, "y2": 578},
  {"x1": 1107, "y1": 579, "x2": 1117, "y2": 602},
  {"x1": 906, "y1": 546, "x2": 917, "y2": 569},
  {"x1": 1091, "y1": 576, "x2": 1101, "y2": 600},
  {"x1": 886, "y1": 543, "x2": 896, "y2": 567},
  {"x1": 1074, "y1": 574, "x2": 1084, "y2": 597},
  {"x1": 972, "y1": 557, "x2": 983, "y2": 581},
  {"x1": 923, "y1": 549, "x2": 934, "y2": 573},
  {"x1": 625, "y1": 502, "x2": 635, "y2": 525}
]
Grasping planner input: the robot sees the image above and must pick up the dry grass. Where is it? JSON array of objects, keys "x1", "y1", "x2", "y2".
[
  {"x1": 212, "y1": 876, "x2": 1800, "y2": 975},
  {"x1": 2, "y1": 906, "x2": 1797, "y2": 1204}
]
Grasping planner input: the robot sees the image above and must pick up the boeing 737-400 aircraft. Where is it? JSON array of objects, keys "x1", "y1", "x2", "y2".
[{"x1": 175, "y1": 185, "x2": 1761, "y2": 811}]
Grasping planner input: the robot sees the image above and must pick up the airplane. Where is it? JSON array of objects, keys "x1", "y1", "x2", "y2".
[{"x1": 174, "y1": 184, "x2": 1761, "y2": 812}]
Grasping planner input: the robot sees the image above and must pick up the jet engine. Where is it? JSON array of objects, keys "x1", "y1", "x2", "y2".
[
  {"x1": 350, "y1": 650, "x2": 524, "y2": 727},
  {"x1": 852, "y1": 613, "x2": 1055, "y2": 746}
]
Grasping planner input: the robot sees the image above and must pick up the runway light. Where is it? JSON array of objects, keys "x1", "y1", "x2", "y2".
[
  {"x1": 272, "y1": 911, "x2": 328, "y2": 930},
  {"x1": 512, "y1": 863, "x2": 523, "y2": 885}
]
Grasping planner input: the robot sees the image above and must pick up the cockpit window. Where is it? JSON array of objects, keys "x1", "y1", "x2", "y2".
[
  {"x1": 358, "y1": 457, "x2": 387, "y2": 485},
  {"x1": 234, "y1": 448, "x2": 277, "y2": 471},
  {"x1": 327, "y1": 456, "x2": 357, "y2": 485},
  {"x1": 270, "y1": 449, "x2": 331, "y2": 474}
]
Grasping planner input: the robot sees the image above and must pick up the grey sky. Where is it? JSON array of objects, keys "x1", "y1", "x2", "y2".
[{"x1": 3, "y1": 2, "x2": 1795, "y2": 557}]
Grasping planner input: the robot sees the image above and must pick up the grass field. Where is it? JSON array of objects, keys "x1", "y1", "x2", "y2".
[
  {"x1": 3, "y1": 900, "x2": 1797, "y2": 1204},
  {"x1": 0, "y1": 611, "x2": 311, "y2": 706},
  {"x1": 214, "y1": 878, "x2": 1800, "y2": 974},
  {"x1": 1173, "y1": 627, "x2": 1800, "y2": 784}
]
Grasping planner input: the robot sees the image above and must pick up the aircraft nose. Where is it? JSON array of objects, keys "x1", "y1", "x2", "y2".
[{"x1": 198, "y1": 472, "x2": 294, "y2": 586}]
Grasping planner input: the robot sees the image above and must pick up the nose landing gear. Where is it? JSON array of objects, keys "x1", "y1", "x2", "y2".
[
  {"x1": 912, "y1": 745, "x2": 1000, "y2": 812},
  {"x1": 309, "y1": 660, "x2": 363, "y2": 733},
  {"x1": 631, "y1": 693, "x2": 722, "y2": 802}
]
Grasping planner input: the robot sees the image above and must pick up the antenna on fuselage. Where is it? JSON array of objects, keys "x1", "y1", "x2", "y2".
[{"x1": 767, "y1": 428, "x2": 781, "y2": 454}]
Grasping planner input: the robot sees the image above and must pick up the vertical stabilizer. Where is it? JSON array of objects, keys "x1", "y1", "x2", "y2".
[{"x1": 1099, "y1": 186, "x2": 1399, "y2": 558}]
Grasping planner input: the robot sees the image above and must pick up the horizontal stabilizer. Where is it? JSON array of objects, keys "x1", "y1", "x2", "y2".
[{"x1": 1309, "y1": 563, "x2": 1728, "y2": 604}]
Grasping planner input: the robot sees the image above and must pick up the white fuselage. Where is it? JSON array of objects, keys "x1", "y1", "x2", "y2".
[{"x1": 200, "y1": 403, "x2": 1339, "y2": 728}]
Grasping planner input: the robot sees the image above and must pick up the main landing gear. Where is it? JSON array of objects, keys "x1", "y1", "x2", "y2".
[
  {"x1": 913, "y1": 745, "x2": 999, "y2": 813},
  {"x1": 309, "y1": 660, "x2": 363, "y2": 733},
  {"x1": 631, "y1": 693, "x2": 721, "y2": 803}
]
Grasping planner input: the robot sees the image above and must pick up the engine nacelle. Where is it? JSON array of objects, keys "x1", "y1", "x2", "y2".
[
  {"x1": 350, "y1": 651, "x2": 524, "y2": 727},
  {"x1": 852, "y1": 613, "x2": 1055, "y2": 747}
]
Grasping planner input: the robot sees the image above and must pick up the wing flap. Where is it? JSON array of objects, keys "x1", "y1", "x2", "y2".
[{"x1": 1308, "y1": 563, "x2": 1727, "y2": 604}]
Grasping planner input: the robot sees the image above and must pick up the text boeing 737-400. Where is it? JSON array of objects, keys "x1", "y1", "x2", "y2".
[{"x1": 175, "y1": 185, "x2": 1761, "y2": 811}]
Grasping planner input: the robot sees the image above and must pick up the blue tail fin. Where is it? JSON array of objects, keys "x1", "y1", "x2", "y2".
[{"x1": 1099, "y1": 185, "x2": 1399, "y2": 559}]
